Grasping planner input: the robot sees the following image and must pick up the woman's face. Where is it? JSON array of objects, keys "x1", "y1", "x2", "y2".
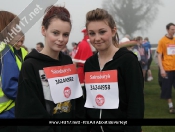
[
  {"x1": 42, "y1": 18, "x2": 71, "y2": 52},
  {"x1": 87, "y1": 20, "x2": 116, "y2": 51}
]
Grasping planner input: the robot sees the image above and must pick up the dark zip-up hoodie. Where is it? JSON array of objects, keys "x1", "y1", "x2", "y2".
[
  {"x1": 84, "y1": 47, "x2": 144, "y2": 132},
  {"x1": 15, "y1": 49, "x2": 77, "y2": 132}
]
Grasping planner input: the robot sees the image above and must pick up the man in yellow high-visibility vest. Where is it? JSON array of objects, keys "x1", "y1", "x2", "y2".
[
  {"x1": 0, "y1": 10, "x2": 28, "y2": 132},
  {"x1": 0, "y1": 36, "x2": 28, "y2": 119}
]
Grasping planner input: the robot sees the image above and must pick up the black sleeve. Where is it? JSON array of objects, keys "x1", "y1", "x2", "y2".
[
  {"x1": 122, "y1": 53, "x2": 144, "y2": 132},
  {"x1": 15, "y1": 61, "x2": 54, "y2": 132}
]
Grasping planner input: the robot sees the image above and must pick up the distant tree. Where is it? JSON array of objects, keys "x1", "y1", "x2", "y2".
[{"x1": 102, "y1": 0, "x2": 163, "y2": 38}]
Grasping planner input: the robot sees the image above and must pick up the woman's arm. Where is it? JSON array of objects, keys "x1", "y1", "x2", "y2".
[
  {"x1": 1, "y1": 49, "x2": 19, "y2": 100},
  {"x1": 122, "y1": 53, "x2": 144, "y2": 132}
]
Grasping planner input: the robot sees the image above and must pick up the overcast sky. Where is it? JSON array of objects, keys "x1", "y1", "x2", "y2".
[{"x1": 1, "y1": 0, "x2": 175, "y2": 50}]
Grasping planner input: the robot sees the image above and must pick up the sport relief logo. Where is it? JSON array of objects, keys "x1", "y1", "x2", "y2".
[
  {"x1": 95, "y1": 94, "x2": 105, "y2": 106},
  {"x1": 64, "y1": 87, "x2": 71, "y2": 98}
]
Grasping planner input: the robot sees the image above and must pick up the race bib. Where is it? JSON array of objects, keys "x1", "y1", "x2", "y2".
[
  {"x1": 167, "y1": 45, "x2": 175, "y2": 55},
  {"x1": 85, "y1": 70, "x2": 119, "y2": 109},
  {"x1": 43, "y1": 64, "x2": 82, "y2": 104}
]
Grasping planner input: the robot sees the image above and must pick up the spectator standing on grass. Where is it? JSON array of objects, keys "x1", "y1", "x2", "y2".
[
  {"x1": 133, "y1": 36, "x2": 148, "y2": 80},
  {"x1": 143, "y1": 37, "x2": 153, "y2": 81},
  {"x1": 157, "y1": 23, "x2": 175, "y2": 114}
]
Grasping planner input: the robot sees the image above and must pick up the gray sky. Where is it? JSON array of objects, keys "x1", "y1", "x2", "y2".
[{"x1": 1, "y1": 0, "x2": 175, "y2": 49}]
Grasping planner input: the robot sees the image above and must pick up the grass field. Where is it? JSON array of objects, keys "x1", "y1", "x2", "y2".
[{"x1": 142, "y1": 62, "x2": 175, "y2": 132}]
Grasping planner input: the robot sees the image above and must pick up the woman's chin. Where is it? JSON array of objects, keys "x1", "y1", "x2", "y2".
[{"x1": 52, "y1": 47, "x2": 62, "y2": 52}]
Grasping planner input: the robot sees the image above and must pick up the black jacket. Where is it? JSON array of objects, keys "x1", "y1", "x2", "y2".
[
  {"x1": 15, "y1": 50, "x2": 76, "y2": 132},
  {"x1": 84, "y1": 47, "x2": 144, "y2": 132}
]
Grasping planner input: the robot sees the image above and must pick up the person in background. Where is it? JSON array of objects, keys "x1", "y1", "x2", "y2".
[
  {"x1": 83, "y1": 8, "x2": 144, "y2": 132},
  {"x1": 157, "y1": 23, "x2": 175, "y2": 114},
  {"x1": 70, "y1": 42, "x2": 78, "y2": 58},
  {"x1": 119, "y1": 34, "x2": 131, "y2": 44},
  {"x1": 36, "y1": 42, "x2": 44, "y2": 52},
  {"x1": 12, "y1": 35, "x2": 28, "y2": 66},
  {"x1": 0, "y1": 10, "x2": 28, "y2": 132},
  {"x1": 15, "y1": 5, "x2": 83, "y2": 132},
  {"x1": 72, "y1": 28, "x2": 93, "y2": 86},
  {"x1": 61, "y1": 45, "x2": 70, "y2": 55},
  {"x1": 133, "y1": 36, "x2": 148, "y2": 80},
  {"x1": 143, "y1": 37, "x2": 153, "y2": 81},
  {"x1": 153, "y1": 50, "x2": 162, "y2": 87},
  {"x1": 118, "y1": 36, "x2": 140, "y2": 61}
]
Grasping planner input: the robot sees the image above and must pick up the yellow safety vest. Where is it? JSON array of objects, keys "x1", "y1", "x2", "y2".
[
  {"x1": 0, "y1": 42, "x2": 28, "y2": 113},
  {"x1": 0, "y1": 79, "x2": 15, "y2": 113},
  {"x1": 8, "y1": 45, "x2": 28, "y2": 70}
]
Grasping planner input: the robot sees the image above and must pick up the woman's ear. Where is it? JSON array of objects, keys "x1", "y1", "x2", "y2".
[
  {"x1": 112, "y1": 27, "x2": 117, "y2": 37},
  {"x1": 41, "y1": 26, "x2": 46, "y2": 36}
]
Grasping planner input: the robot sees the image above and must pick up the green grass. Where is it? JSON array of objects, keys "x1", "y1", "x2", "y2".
[{"x1": 142, "y1": 62, "x2": 175, "y2": 132}]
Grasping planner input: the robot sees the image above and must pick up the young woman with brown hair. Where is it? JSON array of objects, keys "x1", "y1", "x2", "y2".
[{"x1": 83, "y1": 8, "x2": 144, "y2": 132}]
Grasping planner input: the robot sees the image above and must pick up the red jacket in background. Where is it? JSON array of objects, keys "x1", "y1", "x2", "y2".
[{"x1": 73, "y1": 35, "x2": 93, "y2": 85}]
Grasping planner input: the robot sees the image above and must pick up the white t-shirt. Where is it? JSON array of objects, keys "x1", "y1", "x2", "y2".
[{"x1": 119, "y1": 37, "x2": 130, "y2": 44}]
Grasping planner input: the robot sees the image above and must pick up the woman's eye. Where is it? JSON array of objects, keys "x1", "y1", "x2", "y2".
[
  {"x1": 89, "y1": 32, "x2": 95, "y2": 36},
  {"x1": 99, "y1": 31, "x2": 106, "y2": 34},
  {"x1": 53, "y1": 32, "x2": 58, "y2": 35},
  {"x1": 63, "y1": 34, "x2": 69, "y2": 37}
]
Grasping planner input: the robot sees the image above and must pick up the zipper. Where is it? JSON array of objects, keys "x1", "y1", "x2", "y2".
[
  {"x1": 98, "y1": 53, "x2": 113, "y2": 132},
  {"x1": 100, "y1": 109, "x2": 104, "y2": 132}
]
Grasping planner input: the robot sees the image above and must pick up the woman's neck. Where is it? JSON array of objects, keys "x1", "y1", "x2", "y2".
[
  {"x1": 98, "y1": 45, "x2": 118, "y2": 70},
  {"x1": 40, "y1": 47, "x2": 59, "y2": 60},
  {"x1": 98, "y1": 45, "x2": 118, "y2": 59}
]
